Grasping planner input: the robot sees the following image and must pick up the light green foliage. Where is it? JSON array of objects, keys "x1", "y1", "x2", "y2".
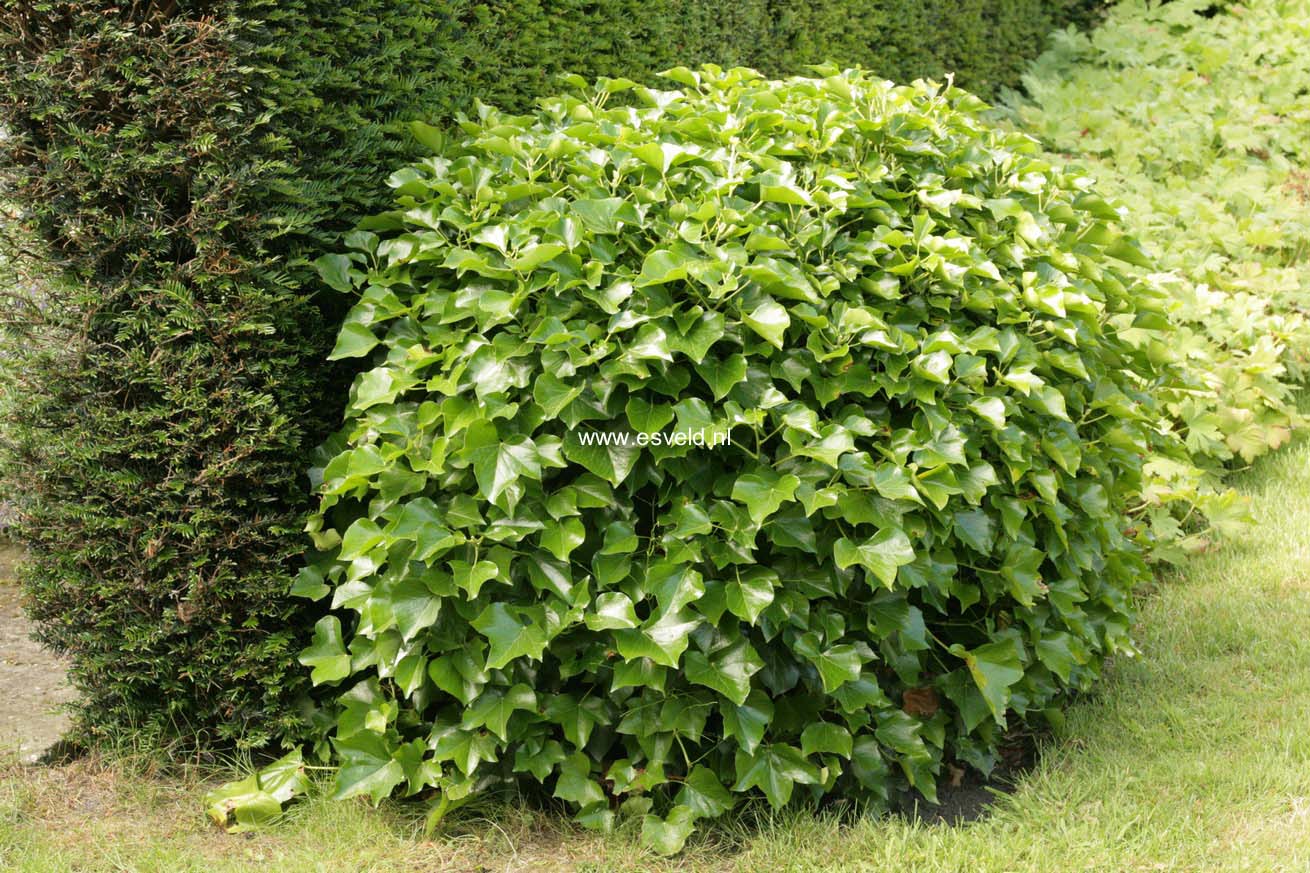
[
  {"x1": 1009, "y1": 0, "x2": 1310, "y2": 499},
  {"x1": 222, "y1": 66, "x2": 1196, "y2": 853}
]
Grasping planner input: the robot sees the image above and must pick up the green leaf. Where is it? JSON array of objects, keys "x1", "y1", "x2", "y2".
[
  {"x1": 721, "y1": 691, "x2": 774, "y2": 756},
  {"x1": 431, "y1": 725, "x2": 499, "y2": 776},
  {"x1": 314, "y1": 253, "x2": 354, "y2": 292},
  {"x1": 725, "y1": 569, "x2": 776, "y2": 624},
  {"x1": 332, "y1": 732, "x2": 406, "y2": 805},
  {"x1": 466, "y1": 425, "x2": 540, "y2": 509},
  {"x1": 599, "y1": 520, "x2": 639, "y2": 555},
  {"x1": 204, "y1": 774, "x2": 281, "y2": 833},
  {"x1": 641, "y1": 805, "x2": 697, "y2": 856},
  {"x1": 637, "y1": 249, "x2": 689, "y2": 286},
  {"x1": 794, "y1": 634, "x2": 865, "y2": 692},
  {"x1": 684, "y1": 636, "x2": 763, "y2": 705},
  {"x1": 800, "y1": 722, "x2": 853, "y2": 758},
  {"x1": 554, "y1": 752, "x2": 605, "y2": 806},
  {"x1": 390, "y1": 576, "x2": 442, "y2": 642},
  {"x1": 562, "y1": 429, "x2": 640, "y2": 486},
  {"x1": 541, "y1": 517, "x2": 586, "y2": 561},
  {"x1": 299, "y1": 616, "x2": 351, "y2": 684},
  {"x1": 338, "y1": 517, "x2": 384, "y2": 561},
  {"x1": 676, "y1": 765, "x2": 734, "y2": 818},
  {"x1": 510, "y1": 243, "x2": 566, "y2": 271},
  {"x1": 571, "y1": 197, "x2": 630, "y2": 234},
  {"x1": 585, "y1": 592, "x2": 640, "y2": 631},
  {"x1": 533, "y1": 372, "x2": 582, "y2": 417},
  {"x1": 625, "y1": 396, "x2": 675, "y2": 433},
  {"x1": 472, "y1": 603, "x2": 549, "y2": 669},
  {"x1": 462, "y1": 684, "x2": 537, "y2": 741},
  {"x1": 833, "y1": 528, "x2": 916, "y2": 588},
  {"x1": 731, "y1": 471, "x2": 799, "y2": 525},
  {"x1": 742, "y1": 298, "x2": 790, "y2": 349},
  {"x1": 732, "y1": 744, "x2": 820, "y2": 808},
  {"x1": 450, "y1": 559, "x2": 501, "y2": 598},
  {"x1": 1035, "y1": 632, "x2": 1086, "y2": 683},
  {"x1": 953, "y1": 639, "x2": 1025, "y2": 725},
  {"x1": 694, "y1": 353, "x2": 747, "y2": 400},
  {"x1": 329, "y1": 323, "x2": 381, "y2": 360},
  {"x1": 544, "y1": 695, "x2": 611, "y2": 748},
  {"x1": 645, "y1": 560, "x2": 705, "y2": 617},
  {"x1": 614, "y1": 609, "x2": 700, "y2": 668}
]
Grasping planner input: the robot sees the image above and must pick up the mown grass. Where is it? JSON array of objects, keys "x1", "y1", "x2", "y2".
[{"x1": 3, "y1": 417, "x2": 1308, "y2": 872}]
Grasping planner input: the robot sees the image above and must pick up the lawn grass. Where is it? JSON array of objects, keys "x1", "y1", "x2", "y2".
[{"x1": 3, "y1": 419, "x2": 1309, "y2": 872}]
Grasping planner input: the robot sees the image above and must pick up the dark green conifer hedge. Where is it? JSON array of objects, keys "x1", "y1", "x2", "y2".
[{"x1": 0, "y1": 0, "x2": 1100, "y2": 749}]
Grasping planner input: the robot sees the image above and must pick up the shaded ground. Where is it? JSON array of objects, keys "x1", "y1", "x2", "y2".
[{"x1": 0, "y1": 545, "x2": 73, "y2": 762}]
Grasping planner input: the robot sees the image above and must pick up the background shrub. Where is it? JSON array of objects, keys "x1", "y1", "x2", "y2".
[
  {"x1": 0, "y1": 0, "x2": 1101, "y2": 749},
  {"x1": 1012, "y1": 0, "x2": 1310, "y2": 463},
  {"x1": 275, "y1": 67, "x2": 1179, "y2": 853}
]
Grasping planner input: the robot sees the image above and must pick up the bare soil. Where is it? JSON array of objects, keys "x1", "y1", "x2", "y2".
[{"x1": 0, "y1": 544, "x2": 74, "y2": 761}]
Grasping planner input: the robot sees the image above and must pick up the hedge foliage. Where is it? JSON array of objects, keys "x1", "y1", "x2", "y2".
[
  {"x1": 206, "y1": 67, "x2": 1182, "y2": 851},
  {"x1": 0, "y1": 0, "x2": 1099, "y2": 749}
]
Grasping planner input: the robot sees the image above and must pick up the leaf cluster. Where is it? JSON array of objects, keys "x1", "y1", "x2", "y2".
[{"x1": 288, "y1": 67, "x2": 1179, "y2": 852}]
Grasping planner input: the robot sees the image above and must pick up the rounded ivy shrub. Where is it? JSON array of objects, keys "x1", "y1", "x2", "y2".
[{"x1": 296, "y1": 66, "x2": 1173, "y2": 852}]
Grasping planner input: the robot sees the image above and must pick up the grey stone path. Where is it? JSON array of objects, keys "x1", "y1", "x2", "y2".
[{"x1": 0, "y1": 545, "x2": 73, "y2": 762}]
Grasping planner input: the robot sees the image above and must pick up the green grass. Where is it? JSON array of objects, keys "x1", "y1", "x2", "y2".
[{"x1": 4, "y1": 424, "x2": 1309, "y2": 872}]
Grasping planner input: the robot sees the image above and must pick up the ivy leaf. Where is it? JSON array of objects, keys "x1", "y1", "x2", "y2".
[
  {"x1": 338, "y1": 517, "x2": 384, "y2": 561},
  {"x1": 329, "y1": 323, "x2": 381, "y2": 360},
  {"x1": 466, "y1": 425, "x2": 540, "y2": 510},
  {"x1": 257, "y1": 749, "x2": 310, "y2": 804},
  {"x1": 462, "y1": 684, "x2": 537, "y2": 741},
  {"x1": 299, "y1": 616, "x2": 351, "y2": 684},
  {"x1": 1035, "y1": 632, "x2": 1087, "y2": 683},
  {"x1": 431, "y1": 725, "x2": 500, "y2": 776},
  {"x1": 614, "y1": 609, "x2": 700, "y2": 668},
  {"x1": 204, "y1": 774, "x2": 281, "y2": 833},
  {"x1": 554, "y1": 752, "x2": 605, "y2": 806},
  {"x1": 794, "y1": 634, "x2": 865, "y2": 692},
  {"x1": 721, "y1": 691, "x2": 774, "y2": 755},
  {"x1": 800, "y1": 722, "x2": 853, "y2": 758},
  {"x1": 540, "y1": 517, "x2": 586, "y2": 561},
  {"x1": 743, "y1": 298, "x2": 790, "y2": 349},
  {"x1": 684, "y1": 636, "x2": 763, "y2": 705},
  {"x1": 731, "y1": 471, "x2": 799, "y2": 525},
  {"x1": 314, "y1": 253, "x2": 354, "y2": 292},
  {"x1": 676, "y1": 765, "x2": 734, "y2": 818},
  {"x1": 332, "y1": 732, "x2": 406, "y2": 805},
  {"x1": 544, "y1": 695, "x2": 611, "y2": 748},
  {"x1": 725, "y1": 568, "x2": 776, "y2": 624},
  {"x1": 533, "y1": 372, "x2": 582, "y2": 417},
  {"x1": 637, "y1": 249, "x2": 689, "y2": 285},
  {"x1": 645, "y1": 560, "x2": 705, "y2": 617},
  {"x1": 625, "y1": 396, "x2": 675, "y2": 433},
  {"x1": 471, "y1": 603, "x2": 549, "y2": 669},
  {"x1": 833, "y1": 528, "x2": 916, "y2": 587},
  {"x1": 390, "y1": 576, "x2": 442, "y2": 642},
  {"x1": 952, "y1": 639, "x2": 1025, "y2": 725},
  {"x1": 584, "y1": 592, "x2": 640, "y2": 631},
  {"x1": 641, "y1": 805, "x2": 697, "y2": 856},
  {"x1": 450, "y1": 559, "x2": 501, "y2": 598},
  {"x1": 562, "y1": 429, "x2": 640, "y2": 486},
  {"x1": 694, "y1": 353, "x2": 748, "y2": 400},
  {"x1": 732, "y1": 743, "x2": 820, "y2": 808}
]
